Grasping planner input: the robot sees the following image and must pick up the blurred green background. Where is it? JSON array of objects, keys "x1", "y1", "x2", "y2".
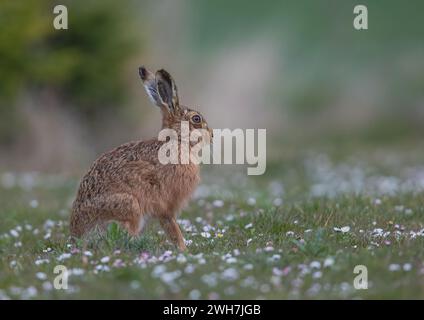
[{"x1": 0, "y1": 0, "x2": 423, "y2": 172}]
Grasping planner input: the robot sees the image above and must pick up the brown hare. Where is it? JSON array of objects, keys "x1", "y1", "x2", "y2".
[{"x1": 70, "y1": 66, "x2": 212, "y2": 251}]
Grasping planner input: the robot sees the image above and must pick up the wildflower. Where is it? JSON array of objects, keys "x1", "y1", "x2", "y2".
[
  {"x1": 221, "y1": 268, "x2": 239, "y2": 281},
  {"x1": 70, "y1": 247, "x2": 80, "y2": 254},
  {"x1": 273, "y1": 268, "x2": 284, "y2": 276},
  {"x1": 29, "y1": 200, "x2": 39, "y2": 208},
  {"x1": 57, "y1": 253, "x2": 71, "y2": 261},
  {"x1": 333, "y1": 226, "x2": 350, "y2": 233},
  {"x1": 42, "y1": 282, "x2": 53, "y2": 291},
  {"x1": 189, "y1": 289, "x2": 201, "y2": 300},
  {"x1": 176, "y1": 255, "x2": 187, "y2": 264},
  {"x1": 394, "y1": 205, "x2": 404, "y2": 212},
  {"x1": 160, "y1": 271, "x2": 182, "y2": 283},
  {"x1": 10, "y1": 230, "x2": 19, "y2": 238},
  {"x1": 324, "y1": 257, "x2": 335, "y2": 267},
  {"x1": 241, "y1": 276, "x2": 256, "y2": 288},
  {"x1": 184, "y1": 264, "x2": 195, "y2": 274},
  {"x1": 35, "y1": 259, "x2": 49, "y2": 265},
  {"x1": 24, "y1": 286, "x2": 38, "y2": 299},
  {"x1": 208, "y1": 292, "x2": 220, "y2": 300},
  {"x1": 374, "y1": 198, "x2": 382, "y2": 205},
  {"x1": 113, "y1": 259, "x2": 125, "y2": 268},
  {"x1": 212, "y1": 200, "x2": 224, "y2": 208},
  {"x1": 130, "y1": 281, "x2": 140, "y2": 289},
  {"x1": 95, "y1": 265, "x2": 110, "y2": 272},
  {"x1": 226, "y1": 257, "x2": 237, "y2": 264},
  {"x1": 70, "y1": 268, "x2": 85, "y2": 276},
  {"x1": 403, "y1": 263, "x2": 412, "y2": 271},
  {"x1": 247, "y1": 197, "x2": 256, "y2": 206},
  {"x1": 281, "y1": 266, "x2": 291, "y2": 276},
  {"x1": 201, "y1": 232, "x2": 211, "y2": 238},
  {"x1": 273, "y1": 198, "x2": 283, "y2": 206},
  {"x1": 260, "y1": 284, "x2": 271, "y2": 293},
  {"x1": 270, "y1": 254, "x2": 281, "y2": 261},
  {"x1": 36, "y1": 272, "x2": 47, "y2": 280},
  {"x1": 225, "y1": 215, "x2": 235, "y2": 221},
  {"x1": 405, "y1": 209, "x2": 413, "y2": 215},
  {"x1": 372, "y1": 228, "x2": 384, "y2": 237},
  {"x1": 201, "y1": 273, "x2": 218, "y2": 287},
  {"x1": 43, "y1": 219, "x2": 55, "y2": 230},
  {"x1": 151, "y1": 265, "x2": 166, "y2": 278},
  {"x1": 388, "y1": 264, "x2": 401, "y2": 271}
]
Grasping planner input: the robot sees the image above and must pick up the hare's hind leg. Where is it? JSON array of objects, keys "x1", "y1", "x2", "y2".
[
  {"x1": 100, "y1": 193, "x2": 144, "y2": 237},
  {"x1": 159, "y1": 217, "x2": 186, "y2": 251},
  {"x1": 71, "y1": 193, "x2": 142, "y2": 238}
]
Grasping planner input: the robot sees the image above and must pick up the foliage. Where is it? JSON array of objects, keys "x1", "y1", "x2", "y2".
[
  {"x1": 0, "y1": 0, "x2": 141, "y2": 142},
  {"x1": 2, "y1": 148, "x2": 424, "y2": 298}
]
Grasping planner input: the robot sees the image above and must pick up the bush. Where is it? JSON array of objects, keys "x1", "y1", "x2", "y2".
[{"x1": 0, "y1": 0, "x2": 141, "y2": 142}]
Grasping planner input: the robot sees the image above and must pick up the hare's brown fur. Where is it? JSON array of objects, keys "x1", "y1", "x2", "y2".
[{"x1": 70, "y1": 67, "x2": 212, "y2": 251}]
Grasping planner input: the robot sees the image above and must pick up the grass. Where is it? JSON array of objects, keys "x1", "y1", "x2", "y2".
[{"x1": 1, "y1": 148, "x2": 424, "y2": 299}]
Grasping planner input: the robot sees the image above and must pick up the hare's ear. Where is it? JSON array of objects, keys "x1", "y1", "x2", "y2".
[
  {"x1": 139, "y1": 66, "x2": 164, "y2": 108},
  {"x1": 155, "y1": 69, "x2": 180, "y2": 112}
]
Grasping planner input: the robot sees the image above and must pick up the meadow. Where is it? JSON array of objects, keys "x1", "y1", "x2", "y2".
[{"x1": 1, "y1": 141, "x2": 424, "y2": 300}]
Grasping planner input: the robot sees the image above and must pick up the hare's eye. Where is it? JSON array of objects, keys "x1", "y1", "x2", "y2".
[{"x1": 191, "y1": 115, "x2": 202, "y2": 124}]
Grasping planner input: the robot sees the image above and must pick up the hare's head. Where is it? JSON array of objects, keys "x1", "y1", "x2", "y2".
[{"x1": 139, "y1": 66, "x2": 212, "y2": 141}]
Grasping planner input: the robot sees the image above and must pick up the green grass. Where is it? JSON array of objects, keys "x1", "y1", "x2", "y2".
[{"x1": 1, "y1": 149, "x2": 424, "y2": 299}]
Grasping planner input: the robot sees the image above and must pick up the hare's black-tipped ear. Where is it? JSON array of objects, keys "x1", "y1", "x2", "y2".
[
  {"x1": 155, "y1": 69, "x2": 180, "y2": 112},
  {"x1": 139, "y1": 66, "x2": 164, "y2": 108}
]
